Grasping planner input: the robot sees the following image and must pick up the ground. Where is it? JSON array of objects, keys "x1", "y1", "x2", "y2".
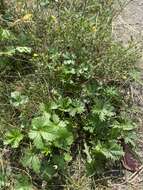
[{"x1": 115, "y1": 0, "x2": 143, "y2": 44}]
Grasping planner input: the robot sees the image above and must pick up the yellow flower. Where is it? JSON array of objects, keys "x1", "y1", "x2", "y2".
[
  {"x1": 122, "y1": 76, "x2": 127, "y2": 80},
  {"x1": 10, "y1": 14, "x2": 33, "y2": 27},
  {"x1": 51, "y1": 15, "x2": 57, "y2": 22},
  {"x1": 22, "y1": 13, "x2": 33, "y2": 21},
  {"x1": 33, "y1": 53, "x2": 38, "y2": 57},
  {"x1": 92, "y1": 26, "x2": 97, "y2": 33}
]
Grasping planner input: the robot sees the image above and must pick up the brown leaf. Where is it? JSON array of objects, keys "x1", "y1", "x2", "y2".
[{"x1": 121, "y1": 144, "x2": 140, "y2": 172}]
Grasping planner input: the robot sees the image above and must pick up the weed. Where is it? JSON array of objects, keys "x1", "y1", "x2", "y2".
[{"x1": 0, "y1": 0, "x2": 140, "y2": 189}]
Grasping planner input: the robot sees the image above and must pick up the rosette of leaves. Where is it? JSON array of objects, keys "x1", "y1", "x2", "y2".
[
  {"x1": 28, "y1": 111, "x2": 73, "y2": 150},
  {"x1": 10, "y1": 91, "x2": 29, "y2": 108}
]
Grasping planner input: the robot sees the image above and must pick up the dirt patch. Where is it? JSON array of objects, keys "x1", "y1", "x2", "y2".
[{"x1": 114, "y1": 0, "x2": 143, "y2": 43}]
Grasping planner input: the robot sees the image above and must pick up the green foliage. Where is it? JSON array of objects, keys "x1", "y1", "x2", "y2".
[
  {"x1": 0, "y1": 28, "x2": 12, "y2": 40},
  {"x1": 0, "y1": 0, "x2": 139, "y2": 189},
  {"x1": 21, "y1": 150, "x2": 41, "y2": 173},
  {"x1": 0, "y1": 172, "x2": 6, "y2": 189},
  {"x1": 92, "y1": 100, "x2": 115, "y2": 121},
  {"x1": 10, "y1": 91, "x2": 28, "y2": 108},
  {"x1": 4, "y1": 129, "x2": 24, "y2": 148},
  {"x1": 28, "y1": 111, "x2": 73, "y2": 150},
  {"x1": 0, "y1": 46, "x2": 31, "y2": 57},
  {"x1": 94, "y1": 141, "x2": 124, "y2": 161},
  {"x1": 0, "y1": 27, "x2": 31, "y2": 55},
  {"x1": 15, "y1": 47, "x2": 32, "y2": 54},
  {"x1": 14, "y1": 175, "x2": 33, "y2": 190}
]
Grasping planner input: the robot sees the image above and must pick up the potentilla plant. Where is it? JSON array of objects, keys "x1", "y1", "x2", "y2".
[{"x1": 0, "y1": 0, "x2": 140, "y2": 189}]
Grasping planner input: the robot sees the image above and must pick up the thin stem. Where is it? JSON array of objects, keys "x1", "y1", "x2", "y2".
[{"x1": 82, "y1": 0, "x2": 88, "y2": 17}]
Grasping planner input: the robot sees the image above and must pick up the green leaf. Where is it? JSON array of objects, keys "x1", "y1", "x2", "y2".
[
  {"x1": 32, "y1": 112, "x2": 51, "y2": 128},
  {"x1": 28, "y1": 127, "x2": 56, "y2": 149},
  {"x1": 0, "y1": 47, "x2": 16, "y2": 56},
  {"x1": 0, "y1": 172, "x2": 6, "y2": 188},
  {"x1": 54, "y1": 127, "x2": 73, "y2": 149},
  {"x1": 53, "y1": 155, "x2": 65, "y2": 170},
  {"x1": 95, "y1": 141, "x2": 124, "y2": 160},
  {"x1": 42, "y1": 163, "x2": 56, "y2": 179},
  {"x1": 32, "y1": 155, "x2": 41, "y2": 173},
  {"x1": 40, "y1": 102, "x2": 59, "y2": 113},
  {"x1": 29, "y1": 111, "x2": 73, "y2": 149},
  {"x1": 10, "y1": 91, "x2": 28, "y2": 107},
  {"x1": 42, "y1": 146, "x2": 51, "y2": 156},
  {"x1": 68, "y1": 101, "x2": 85, "y2": 116},
  {"x1": 29, "y1": 114, "x2": 58, "y2": 148},
  {"x1": 28, "y1": 131, "x2": 44, "y2": 149},
  {"x1": 4, "y1": 129, "x2": 24, "y2": 148},
  {"x1": 92, "y1": 100, "x2": 115, "y2": 121},
  {"x1": 21, "y1": 150, "x2": 41, "y2": 173},
  {"x1": 14, "y1": 174, "x2": 33, "y2": 190},
  {"x1": 124, "y1": 132, "x2": 137, "y2": 147},
  {"x1": 64, "y1": 153, "x2": 72, "y2": 162},
  {"x1": 113, "y1": 120, "x2": 136, "y2": 131},
  {"x1": 0, "y1": 28, "x2": 11, "y2": 40},
  {"x1": 16, "y1": 46, "x2": 32, "y2": 53},
  {"x1": 58, "y1": 97, "x2": 72, "y2": 111},
  {"x1": 50, "y1": 101, "x2": 59, "y2": 110},
  {"x1": 52, "y1": 113, "x2": 60, "y2": 124},
  {"x1": 105, "y1": 87, "x2": 119, "y2": 97}
]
